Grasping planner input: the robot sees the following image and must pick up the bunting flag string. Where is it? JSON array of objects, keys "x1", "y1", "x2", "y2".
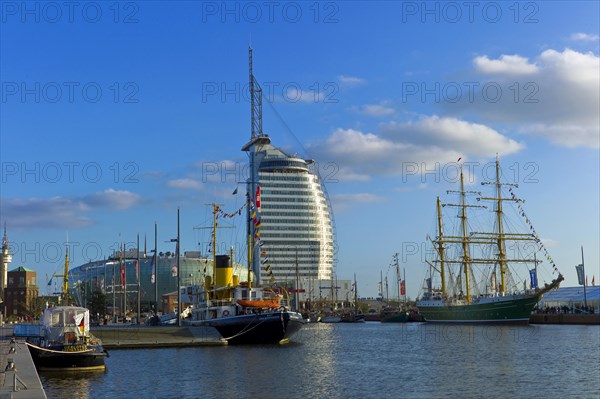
[
  {"x1": 508, "y1": 187, "x2": 560, "y2": 275},
  {"x1": 216, "y1": 201, "x2": 249, "y2": 219},
  {"x1": 249, "y1": 195, "x2": 276, "y2": 283}
]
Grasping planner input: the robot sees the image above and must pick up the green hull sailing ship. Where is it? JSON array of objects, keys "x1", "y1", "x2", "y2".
[{"x1": 416, "y1": 157, "x2": 564, "y2": 324}]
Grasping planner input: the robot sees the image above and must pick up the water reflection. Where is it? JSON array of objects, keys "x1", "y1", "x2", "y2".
[
  {"x1": 40, "y1": 369, "x2": 106, "y2": 399},
  {"x1": 39, "y1": 324, "x2": 599, "y2": 399}
]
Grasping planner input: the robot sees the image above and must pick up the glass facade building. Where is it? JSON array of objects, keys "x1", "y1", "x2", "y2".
[
  {"x1": 245, "y1": 137, "x2": 335, "y2": 285},
  {"x1": 68, "y1": 252, "x2": 248, "y2": 312}
]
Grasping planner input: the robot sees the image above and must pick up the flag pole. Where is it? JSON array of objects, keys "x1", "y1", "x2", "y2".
[
  {"x1": 154, "y1": 223, "x2": 158, "y2": 316},
  {"x1": 582, "y1": 246, "x2": 587, "y2": 309},
  {"x1": 137, "y1": 233, "x2": 141, "y2": 324},
  {"x1": 177, "y1": 207, "x2": 181, "y2": 327},
  {"x1": 403, "y1": 267, "x2": 407, "y2": 308},
  {"x1": 122, "y1": 242, "x2": 126, "y2": 323}
]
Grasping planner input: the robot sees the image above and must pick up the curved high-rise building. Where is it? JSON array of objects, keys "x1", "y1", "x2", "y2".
[
  {"x1": 242, "y1": 48, "x2": 335, "y2": 287},
  {"x1": 249, "y1": 140, "x2": 335, "y2": 284}
]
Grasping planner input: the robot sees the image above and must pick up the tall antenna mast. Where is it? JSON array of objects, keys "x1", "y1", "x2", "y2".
[{"x1": 249, "y1": 47, "x2": 263, "y2": 139}]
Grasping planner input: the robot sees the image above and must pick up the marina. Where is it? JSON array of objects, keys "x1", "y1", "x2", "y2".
[
  {"x1": 35, "y1": 323, "x2": 600, "y2": 399},
  {"x1": 1, "y1": 1, "x2": 598, "y2": 398}
]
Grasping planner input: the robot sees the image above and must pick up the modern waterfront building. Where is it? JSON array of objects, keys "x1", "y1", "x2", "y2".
[
  {"x1": 242, "y1": 48, "x2": 336, "y2": 288},
  {"x1": 243, "y1": 138, "x2": 336, "y2": 286},
  {"x1": 68, "y1": 250, "x2": 248, "y2": 315}
]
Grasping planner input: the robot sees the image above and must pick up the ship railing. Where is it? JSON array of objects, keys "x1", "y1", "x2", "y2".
[{"x1": 207, "y1": 299, "x2": 235, "y2": 308}]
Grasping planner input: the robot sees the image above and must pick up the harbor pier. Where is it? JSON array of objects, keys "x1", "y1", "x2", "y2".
[{"x1": 0, "y1": 339, "x2": 46, "y2": 399}]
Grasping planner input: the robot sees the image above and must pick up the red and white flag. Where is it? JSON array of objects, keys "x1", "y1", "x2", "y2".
[{"x1": 255, "y1": 186, "x2": 261, "y2": 210}]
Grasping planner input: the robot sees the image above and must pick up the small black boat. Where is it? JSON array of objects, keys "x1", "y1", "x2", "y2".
[{"x1": 25, "y1": 306, "x2": 108, "y2": 371}]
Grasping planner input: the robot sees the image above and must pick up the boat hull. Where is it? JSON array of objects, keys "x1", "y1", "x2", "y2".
[
  {"x1": 320, "y1": 315, "x2": 342, "y2": 323},
  {"x1": 199, "y1": 310, "x2": 305, "y2": 345},
  {"x1": 26, "y1": 343, "x2": 107, "y2": 371},
  {"x1": 381, "y1": 312, "x2": 410, "y2": 323},
  {"x1": 417, "y1": 294, "x2": 540, "y2": 324}
]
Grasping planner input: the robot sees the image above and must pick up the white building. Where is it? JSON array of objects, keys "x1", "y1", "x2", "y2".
[{"x1": 243, "y1": 137, "x2": 335, "y2": 285}]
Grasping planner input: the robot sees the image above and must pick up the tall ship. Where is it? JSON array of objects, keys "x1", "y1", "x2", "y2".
[{"x1": 416, "y1": 157, "x2": 564, "y2": 324}]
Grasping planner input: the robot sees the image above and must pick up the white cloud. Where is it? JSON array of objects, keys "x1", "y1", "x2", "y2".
[
  {"x1": 519, "y1": 123, "x2": 597, "y2": 148},
  {"x1": 282, "y1": 86, "x2": 327, "y2": 103},
  {"x1": 352, "y1": 103, "x2": 395, "y2": 117},
  {"x1": 337, "y1": 75, "x2": 366, "y2": 88},
  {"x1": 538, "y1": 48, "x2": 599, "y2": 84},
  {"x1": 474, "y1": 54, "x2": 539, "y2": 75},
  {"x1": 83, "y1": 189, "x2": 142, "y2": 210},
  {"x1": 1, "y1": 188, "x2": 143, "y2": 229},
  {"x1": 167, "y1": 178, "x2": 203, "y2": 190},
  {"x1": 381, "y1": 116, "x2": 523, "y2": 156},
  {"x1": 308, "y1": 116, "x2": 523, "y2": 181},
  {"x1": 1, "y1": 197, "x2": 92, "y2": 229},
  {"x1": 456, "y1": 48, "x2": 599, "y2": 148},
  {"x1": 570, "y1": 32, "x2": 600, "y2": 42}
]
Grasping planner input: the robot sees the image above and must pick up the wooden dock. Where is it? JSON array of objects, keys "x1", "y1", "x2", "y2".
[{"x1": 0, "y1": 339, "x2": 46, "y2": 399}]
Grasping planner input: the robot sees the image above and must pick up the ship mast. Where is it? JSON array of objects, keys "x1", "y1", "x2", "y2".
[
  {"x1": 478, "y1": 155, "x2": 516, "y2": 295},
  {"x1": 63, "y1": 245, "x2": 69, "y2": 305},
  {"x1": 459, "y1": 169, "x2": 472, "y2": 303},
  {"x1": 212, "y1": 204, "x2": 218, "y2": 290},
  {"x1": 436, "y1": 197, "x2": 446, "y2": 296},
  {"x1": 494, "y1": 157, "x2": 507, "y2": 295},
  {"x1": 444, "y1": 166, "x2": 485, "y2": 303}
]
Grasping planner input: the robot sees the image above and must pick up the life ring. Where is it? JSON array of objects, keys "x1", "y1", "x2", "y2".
[{"x1": 222, "y1": 310, "x2": 230, "y2": 317}]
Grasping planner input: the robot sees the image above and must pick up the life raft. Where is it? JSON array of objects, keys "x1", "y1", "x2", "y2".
[{"x1": 236, "y1": 299, "x2": 281, "y2": 308}]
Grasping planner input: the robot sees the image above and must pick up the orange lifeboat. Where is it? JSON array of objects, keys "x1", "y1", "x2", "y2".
[{"x1": 236, "y1": 299, "x2": 281, "y2": 308}]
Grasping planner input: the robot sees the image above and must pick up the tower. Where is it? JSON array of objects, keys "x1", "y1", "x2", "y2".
[
  {"x1": 241, "y1": 48, "x2": 335, "y2": 287},
  {"x1": 1, "y1": 224, "x2": 12, "y2": 289},
  {"x1": 1, "y1": 224, "x2": 13, "y2": 315}
]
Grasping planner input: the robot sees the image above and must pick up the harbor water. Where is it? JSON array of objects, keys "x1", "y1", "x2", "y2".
[{"x1": 40, "y1": 323, "x2": 599, "y2": 399}]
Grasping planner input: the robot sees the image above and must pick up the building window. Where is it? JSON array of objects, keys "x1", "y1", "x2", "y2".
[
  {"x1": 20, "y1": 277, "x2": 25, "y2": 285},
  {"x1": 8, "y1": 277, "x2": 13, "y2": 285}
]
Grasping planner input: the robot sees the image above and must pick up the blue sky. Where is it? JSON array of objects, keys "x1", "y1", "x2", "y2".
[{"x1": 1, "y1": 1, "x2": 598, "y2": 299}]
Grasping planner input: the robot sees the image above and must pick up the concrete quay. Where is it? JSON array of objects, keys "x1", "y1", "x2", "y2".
[
  {"x1": 0, "y1": 339, "x2": 46, "y2": 399},
  {"x1": 91, "y1": 326, "x2": 226, "y2": 349},
  {"x1": 530, "y1": 313, "x2": 600, "y2": 325}
]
